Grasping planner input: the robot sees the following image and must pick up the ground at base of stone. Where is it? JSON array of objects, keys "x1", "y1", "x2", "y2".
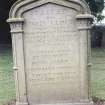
[
  {"x1": 92, "y1": 97, "x2": 105, "y2": 105},
  {"x1": 2, "y1": 98, "x2": 105, "y2": 105}
]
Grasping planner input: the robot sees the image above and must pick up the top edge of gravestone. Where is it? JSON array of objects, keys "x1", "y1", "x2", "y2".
[{"x1": 8, "y1": 0, "x2": 91, "y2": 19}]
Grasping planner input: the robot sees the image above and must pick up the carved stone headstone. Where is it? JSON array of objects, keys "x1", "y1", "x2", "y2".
[{"x1": 7, "y1": 0, "x2": 93, "y2": 105}]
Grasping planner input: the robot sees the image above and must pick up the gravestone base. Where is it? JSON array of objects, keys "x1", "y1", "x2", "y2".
[
  {"x1": 16, "y1": 102, "x2": 93, "y2": 105},
  {"x1": 16, "y1": 102, "x2": 29, "y2": 105}
]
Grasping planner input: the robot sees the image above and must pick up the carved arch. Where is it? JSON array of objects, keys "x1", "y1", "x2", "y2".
[{"x1": 9, "y1": 0, "x2": 91, "y2": 18}]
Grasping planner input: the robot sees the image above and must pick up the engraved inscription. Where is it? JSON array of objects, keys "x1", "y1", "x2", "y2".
[
  {"x1": 23, "y1": 4, "x2": 79, "y2": 83},
  {"x1": 29, "y1": 71, "x2": 79, "y2": 83},
  {"x1": 23, "y1": 4, "x2": 81, "y2": 102}
]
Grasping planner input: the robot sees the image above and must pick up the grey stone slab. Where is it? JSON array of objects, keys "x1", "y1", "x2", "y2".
[{"x1": 7, "y1": 0, "x2": 93, "y2": 105}]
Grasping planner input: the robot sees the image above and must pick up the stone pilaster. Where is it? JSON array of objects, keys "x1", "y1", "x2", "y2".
[
  {"x1": 76, "y1": 14, "x2": 93, "y2": 102},
  {"x1": 7, "y1": 18, "x2": 28, "y2": 105}
]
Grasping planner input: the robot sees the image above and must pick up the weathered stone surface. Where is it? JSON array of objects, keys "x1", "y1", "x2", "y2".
[{"x1": 7, "y1": 0, "x2": 93, "y2": 105}]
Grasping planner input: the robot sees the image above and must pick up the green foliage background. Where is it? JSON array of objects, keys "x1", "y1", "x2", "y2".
[{"x1": 85, "y1": 0, "x2": 104, "y2": 21}]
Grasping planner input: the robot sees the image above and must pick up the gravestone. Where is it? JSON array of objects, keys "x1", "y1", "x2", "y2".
[{"x1": 7, "y1": 0, "x2": 93, "y2": 105}]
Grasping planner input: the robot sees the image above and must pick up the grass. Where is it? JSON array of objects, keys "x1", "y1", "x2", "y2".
[
  {"x1": 90, "y1": 48, "x2": 105, "y2": 100},
  {"x1": 0, "y1": 45, "x2": 15, "y2": 105},
  {"x1": 0, "y1": 45, "x2": 105, "y2": 104}
]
